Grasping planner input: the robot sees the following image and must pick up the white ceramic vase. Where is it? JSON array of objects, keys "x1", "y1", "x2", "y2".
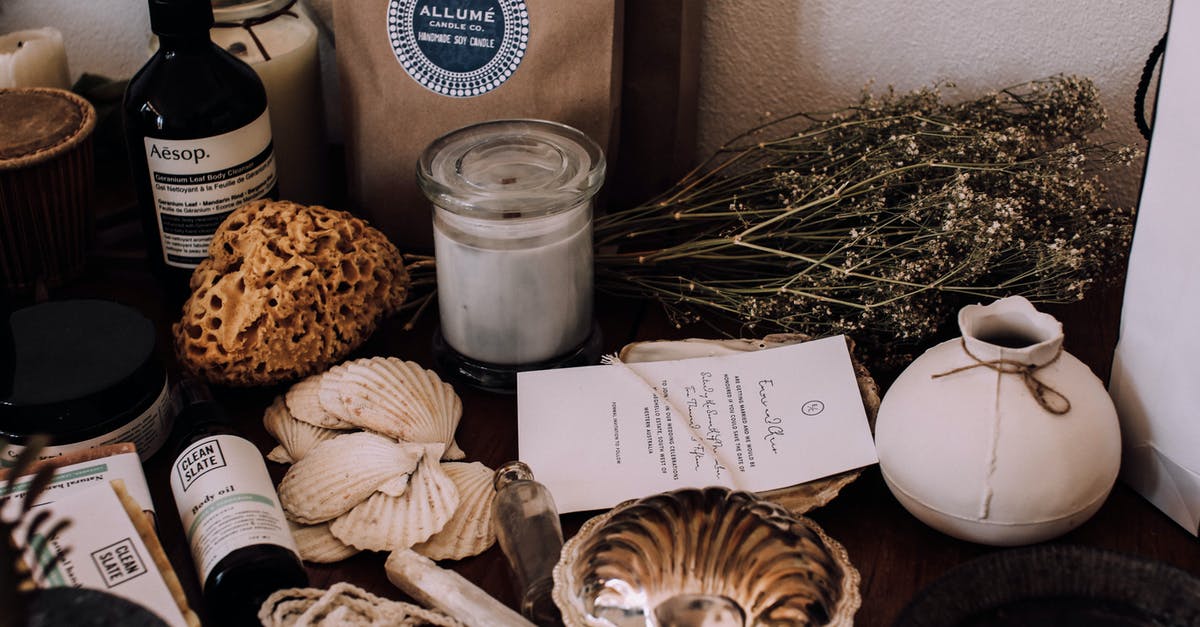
[{"x1": 875, "y1": 296, "x2": 1121, "y2": 546}]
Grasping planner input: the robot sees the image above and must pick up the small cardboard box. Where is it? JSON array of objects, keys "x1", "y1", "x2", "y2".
[{"x1": 4, "y1": 478, "x2": 197, "y2": 626}]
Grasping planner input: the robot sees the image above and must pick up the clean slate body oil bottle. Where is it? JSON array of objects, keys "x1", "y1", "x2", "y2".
[
  {"x1": 124, "y1": 0, "x2": 278, "y2": 287},
  {"x1": 169, "y1": 380, "x2": 306, "y2": 625}
]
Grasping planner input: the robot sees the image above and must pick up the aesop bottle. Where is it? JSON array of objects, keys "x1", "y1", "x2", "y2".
[
  {"x1": 124, "y1": 0, "x2": 278, "y2": 285},
  {"x1": 169, "y1": 380, "x2": 305, "y2": 625}
]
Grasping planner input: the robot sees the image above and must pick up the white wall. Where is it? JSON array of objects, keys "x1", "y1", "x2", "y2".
[
  {"x1": 1, "y1": 0, "x2": 1169, "y2": 204},
  {"x1": 0, "y1": 0, "x2": 148, "y2": 83},
  {"x1": 697, "y1": 0, "x2": 1170, "y2": 206}
]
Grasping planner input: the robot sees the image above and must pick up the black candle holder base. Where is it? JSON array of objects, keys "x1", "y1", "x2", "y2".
[{"x1": 431, "y1": 321, "x2": 604, "y2": 394}]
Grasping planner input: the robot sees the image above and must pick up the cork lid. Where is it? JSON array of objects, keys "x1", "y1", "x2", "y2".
[{"x1": 0, "y1": 87, "x2": 96, "y2": 171}]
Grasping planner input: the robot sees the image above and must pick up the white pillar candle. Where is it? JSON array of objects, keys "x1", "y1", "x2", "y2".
[
  {"x1": 210, "y1": 2, "x2": 329, "y2": 204},
  {"x1": 0, "y1": 27, "x2": 70, "y2": 90},
  {"x1": 419, "y1": 120, "x2": 606, "y2": 367}
]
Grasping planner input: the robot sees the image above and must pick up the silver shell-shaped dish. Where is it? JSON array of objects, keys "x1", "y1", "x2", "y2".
[
  {"x1": 553, "y1": 487, "x2": 861, "y2": 626},
  {"x1": 619, "y1": 334, "x2": 880, "y2": 515}
]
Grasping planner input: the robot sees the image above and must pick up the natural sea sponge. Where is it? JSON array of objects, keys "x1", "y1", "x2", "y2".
[{"x1": 173, "y1": 200, "x2": 409, "y2": 386}]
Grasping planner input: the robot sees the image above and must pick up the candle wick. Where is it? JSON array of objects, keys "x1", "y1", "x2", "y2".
[{"x1": 16, "y1": 41, "x2": 24, "y2": 49}]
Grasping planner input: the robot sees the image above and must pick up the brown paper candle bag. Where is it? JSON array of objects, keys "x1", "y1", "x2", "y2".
[{"x1": 335, "y1": 0, "x2": 622, "y2": 250}]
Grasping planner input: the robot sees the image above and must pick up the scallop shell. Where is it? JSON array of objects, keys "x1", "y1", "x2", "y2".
[
  {"x1": 412, "y1": 462, "x2": 497, "y2": 560},
  {"x1": 288, "y1": 521, "x2": 360, "y2": 564},
  {"x1": 438, "y1": 382, "x2": 466, "y2": 460},
  {"x1": 619, "y1": 334, "x2": 880, "y2": 515},
  {"x1": 279, "y1": 432, "x2": 424, "y2": 524},
  {"x1": 329, "y1": 444, "x2": 460, "y2": 551},
  {"x1": 553, "y1": 487, "x2": 860, "y2": 627},
  {"x1": 317, "y1": 357, "x2": 465, "y2": 459},
  {"x1": 263, "y1": 396, "x2": 342, "y2": 464},
  {"x1": 378, "y1": 473, "x2": 411, "y2": 497},
  {"x1": 285, "y1": 373, "x2": 356, "y2": 430},
  {"x1": 409, "y1": 359, "x2": 465, "y2": 459}
]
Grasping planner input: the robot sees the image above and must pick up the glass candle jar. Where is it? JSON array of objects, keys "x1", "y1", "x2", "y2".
[{"x1": 418, "y1": 120, "x2": 605, "y2": 392}]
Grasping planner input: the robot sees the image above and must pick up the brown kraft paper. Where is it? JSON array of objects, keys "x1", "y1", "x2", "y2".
[{"x1": 336, "y1": 0, "x2": 622, "y2": 251}]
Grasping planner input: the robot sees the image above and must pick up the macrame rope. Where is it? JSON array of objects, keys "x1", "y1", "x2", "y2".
[
  {"x1": 931, "y1": 338, "x2": 1071, "y2": 415},
  {"x1": 213, "y1": 0, "x2": 300, "y2": 62}
]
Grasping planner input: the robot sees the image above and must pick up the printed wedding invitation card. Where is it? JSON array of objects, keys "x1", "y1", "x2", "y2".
[{"x1": 517, "y1": 336, "x2": 877, "y2": 512}]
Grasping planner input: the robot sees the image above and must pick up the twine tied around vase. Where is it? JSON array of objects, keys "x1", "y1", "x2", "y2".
[
  {"x1": 931, "y1": 338, "x2": 1071, "y2": 415},
  {"x1": 213, "y1": 0, "x2": 299, "y2": 62}
]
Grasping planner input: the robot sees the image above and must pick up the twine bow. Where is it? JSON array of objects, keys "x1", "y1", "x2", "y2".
[
  {"x1": 213, "y1": 0, "x2": 300, "y2": 62},
  {"x1": 931, "y1": 338, "x2": 1071, "y2": 415}
]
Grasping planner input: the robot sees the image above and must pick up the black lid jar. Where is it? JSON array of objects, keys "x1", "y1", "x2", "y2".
[{"x1": 0, "y1": 300, "x2": 172, "y2": 466}]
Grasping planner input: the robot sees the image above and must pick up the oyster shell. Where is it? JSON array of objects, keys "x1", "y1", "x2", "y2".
[
  {"x1": 412, "y1": 462, "x2": 497, "y2": 560},
  {"x1": 330, "y1": 444, "x2": 460, "y2": 551},
  {"x1": 553, "y1": 487, "x2": 860, "y2": 626},
  {"x1": 279, "y1": 432, "x2": 424, "y2": 524},
  {"x1": 262, "y1": 396, "x2": 342, "y2": 464},
  {"x1": 317, "y1": 357, "x2": 466, "y2": 459},
  {"x1": 619, "y1": 334, "x2": 879, "y2": 514}
]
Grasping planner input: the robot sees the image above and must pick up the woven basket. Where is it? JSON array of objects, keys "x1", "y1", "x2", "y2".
[{"x1": 0, "y1": 87, "x2": 97, "y2": 295}]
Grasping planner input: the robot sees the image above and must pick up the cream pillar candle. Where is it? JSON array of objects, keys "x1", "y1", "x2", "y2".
[
  {"x1": 0, "y1": 28, "x2": 70, "y2": 89},
  {"x1": 210, "y1": 1, "x2": 329, "y2": 204}
]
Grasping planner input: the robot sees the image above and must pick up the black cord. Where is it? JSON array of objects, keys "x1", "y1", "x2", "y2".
[
  {"x1": 213, "y1": 0, "x2": 300, "y2": 62},
  {"x1": 1135, "y1": 33, "x2": 1168, "y2": 141}
]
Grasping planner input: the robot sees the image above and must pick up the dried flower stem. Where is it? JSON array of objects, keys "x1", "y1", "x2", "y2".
[{"x1": 594, "y1": 77, "x2": 1137, "y2": 362}]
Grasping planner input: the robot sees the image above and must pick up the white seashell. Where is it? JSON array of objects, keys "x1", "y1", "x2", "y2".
[
  {"x1": 317, "y1": 357, "x2": 464, "y2": 459},
  {"x1": 392, "y1": 359, "x2": 442, "y2": 418},
  {"x1": 279, "y1": 432, "x2": 424, "y2": 524},
  {"x1": 439, "y1": 379, "x2": 466, "y2": 460},
  {"x1": 330, "y1": 444, "x2": 460, "y2": 551},
  {"x1": 378, "y1": 474, "x2": 411, "y2": 497},
  {"x1": 262, "y1": 396, "x2": 342, "y2": 464},
  {"x1": 328, "y1": 358, "x2": 437, "y2": 434},
  {"x1": 413, "y1": 462, "x2": 497, "y2": 560},
  {"x1": 288, "y1": 520, "x2": 360, "y2": 564},
  {"x1": 316, "y1": 363, "x2": 352, "y2": 421},
  {"x1": 267, "y1": 446, "x2": 293, "y2": 464},
  {"x1": 286, "y1": 373, "x2": 356, "y2": 430},
  {"x1": 404, "y1": 360, "x2": 466, "y2": 459},
  {"x1": 399, "y1": 356, "x2": 465, "y2": 460}
]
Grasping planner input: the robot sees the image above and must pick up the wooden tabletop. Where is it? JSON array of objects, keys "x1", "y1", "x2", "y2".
[
  {"x1": 43, "y1": 249, "x2": 1199, "y2": 626},
  {"x1": 38, "y1": 217, "x2": 1200, "y2": 626}
]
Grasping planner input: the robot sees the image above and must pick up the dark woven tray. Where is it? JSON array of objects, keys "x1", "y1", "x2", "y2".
[{"x1": 895, "y1": 545, "x2": 1200, "y2": 627}]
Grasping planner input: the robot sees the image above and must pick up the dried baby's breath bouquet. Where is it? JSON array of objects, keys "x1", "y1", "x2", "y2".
[{"x1": 595, "y1": 76, "x2": 1136, "y2": 362}]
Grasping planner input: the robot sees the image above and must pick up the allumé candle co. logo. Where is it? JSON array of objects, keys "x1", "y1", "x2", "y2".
[
  {"x1": 387, "y1": 0, "x2": 529, "y2": 97},
  {"x1": 177, "y1": 438, "x2": 227, "y2": 491}
]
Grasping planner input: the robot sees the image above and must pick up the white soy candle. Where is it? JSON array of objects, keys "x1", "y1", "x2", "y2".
[{"x1": 420, "y1": 120, "x2": 605, "y2": 369}]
